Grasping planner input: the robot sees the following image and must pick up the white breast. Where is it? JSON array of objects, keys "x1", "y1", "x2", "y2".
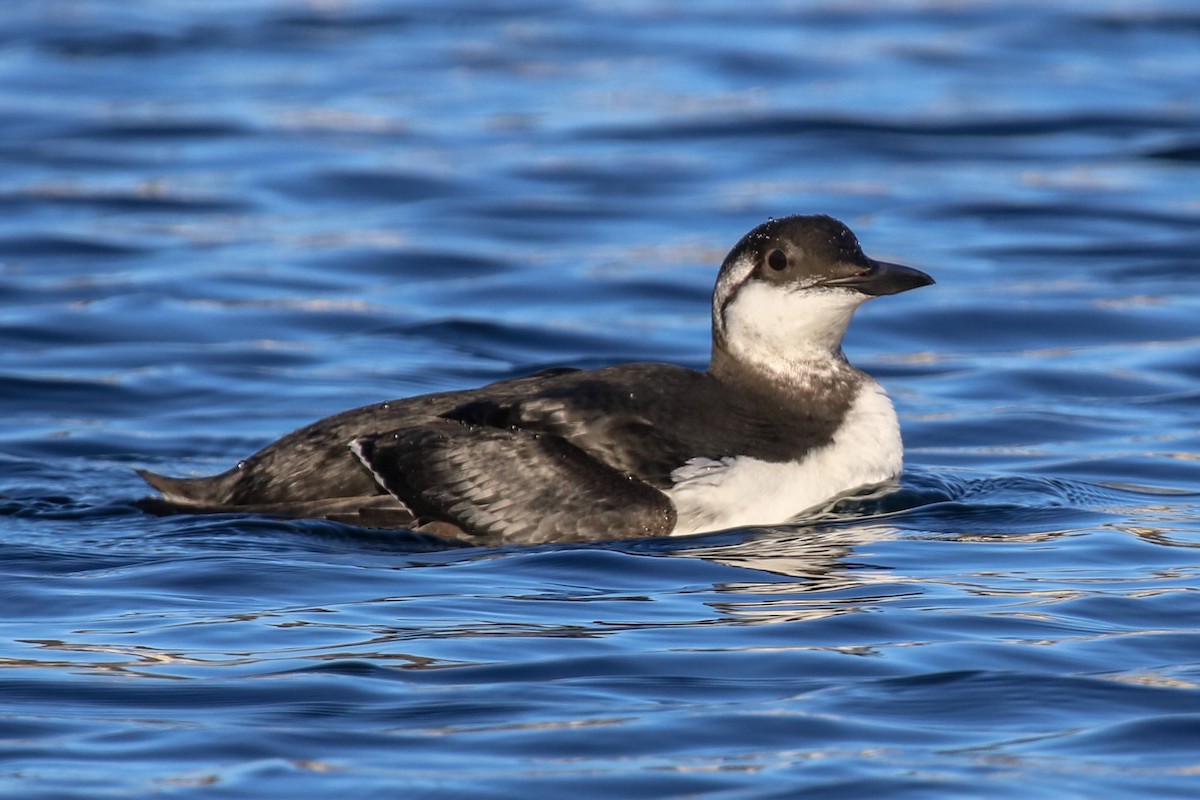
[{"x1": 665, "y1": 380, "x2": 903, "y2": 536}]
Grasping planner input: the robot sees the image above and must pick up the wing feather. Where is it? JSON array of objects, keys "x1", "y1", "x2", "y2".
[{"x1": 352, "y1": 418, "x2": 676, "y2": 544}]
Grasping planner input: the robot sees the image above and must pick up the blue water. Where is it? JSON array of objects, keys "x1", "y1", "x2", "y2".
[{"x1": 3, "y1": 1, "x2": 1200, "y2": 797}]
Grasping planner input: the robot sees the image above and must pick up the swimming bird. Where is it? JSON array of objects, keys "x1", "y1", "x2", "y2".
[{"x1": 139, "y1": 214, "x2": 933, "y2": 544}]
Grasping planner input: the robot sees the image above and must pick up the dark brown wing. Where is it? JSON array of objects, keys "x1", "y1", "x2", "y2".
[
  {"x1": 352, "y1": 418, "x2": 676, "y2": 545},
  {"x1": 134, "y1": 369, "x2": 585, "y2": 516}
]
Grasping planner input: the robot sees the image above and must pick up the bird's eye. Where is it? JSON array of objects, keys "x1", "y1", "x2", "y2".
[{"x1": 767, "y1": 249, "x2": 788, "y2": 271}]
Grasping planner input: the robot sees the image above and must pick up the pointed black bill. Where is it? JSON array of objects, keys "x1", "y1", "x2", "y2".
[{"x1": 821, "y1": 260, "x2": 935, "y2": 296}]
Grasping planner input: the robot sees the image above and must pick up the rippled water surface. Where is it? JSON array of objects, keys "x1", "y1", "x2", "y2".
[{"x1": 3, "y1": 1, "x2": 1200, "y2": 797}]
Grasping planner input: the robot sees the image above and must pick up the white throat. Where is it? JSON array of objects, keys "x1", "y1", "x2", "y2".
[{"x1": 718, "y1": 279, "x2": 870, "y2": 382}]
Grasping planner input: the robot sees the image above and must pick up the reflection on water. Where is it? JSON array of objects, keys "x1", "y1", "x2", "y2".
[{"x1": 3, "y1": 0, "x2": 1200, "y2": 797}]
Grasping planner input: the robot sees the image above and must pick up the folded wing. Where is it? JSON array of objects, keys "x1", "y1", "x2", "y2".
[{"x1": 352, "y1": 417, "x2": 676, "y2": 544}]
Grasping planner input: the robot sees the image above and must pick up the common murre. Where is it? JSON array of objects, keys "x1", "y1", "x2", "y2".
[{"x1": 139, "y1": 214, "x2": 933, "y2": 544}]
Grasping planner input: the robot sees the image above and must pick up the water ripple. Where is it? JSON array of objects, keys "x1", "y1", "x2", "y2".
[{"x1": 3, "y1": 0, "x2": 1200, "y2": 797}]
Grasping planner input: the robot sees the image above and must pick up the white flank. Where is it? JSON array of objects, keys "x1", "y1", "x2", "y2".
[
  {"x1": 665, "y1": 381, "x2": 903, "y2": 536},
  {"x1": 349, "y1": 438, "x2": 393, "y2": 496}
]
